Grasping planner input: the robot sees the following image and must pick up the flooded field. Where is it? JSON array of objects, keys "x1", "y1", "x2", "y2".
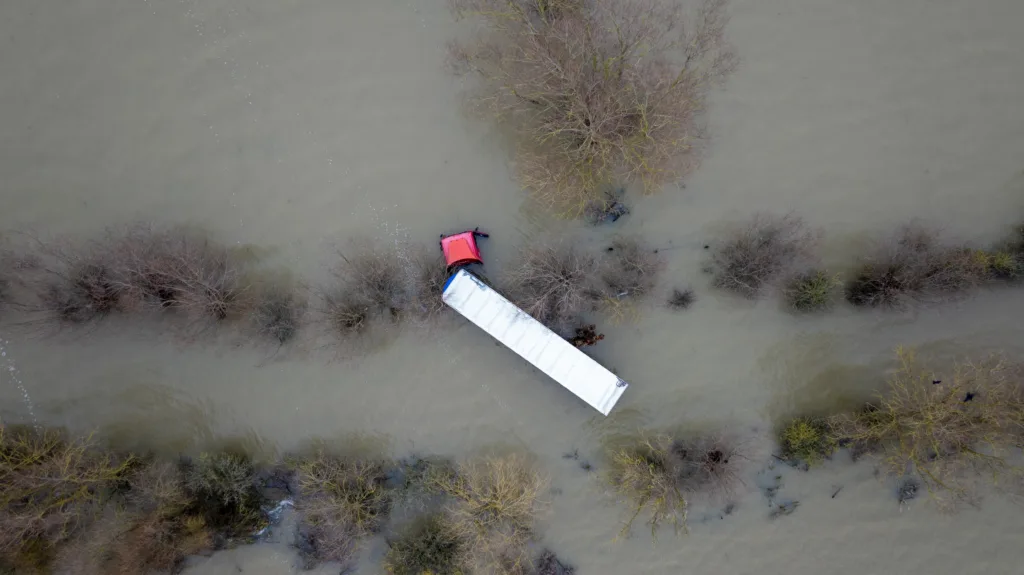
[{"x1": 2, "y1": 0, "x2": 1024, "y2": 574}]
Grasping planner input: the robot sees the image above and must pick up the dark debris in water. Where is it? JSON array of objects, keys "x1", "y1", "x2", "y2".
[{"x1": 536, "y1": 549, "x2": 576, "y2": 575}]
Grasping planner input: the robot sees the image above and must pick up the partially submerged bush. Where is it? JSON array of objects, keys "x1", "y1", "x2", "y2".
[
  {"x1": 503, "y1": 243, "x2": 601, "y2": 333},
  {"x1": 181, "y1": 452, "x2": 267, "y2": 538},
  {"x1": 707, "y1": 213, "x2": 818, "y2": 298},
  {"x1": 31, "y1": 226, "x2": 250, "y2": 326},
  {"x1": 667, "y1": 287, "x2": 696, "y2": 310},
  {"x1": 250, "y1": 286, "x2": 303, "y2": 344},
  {"x1": 604, "y1": 431, "x2": 741, "y2": 537},
  {"x1": 430, "y1": 453, "x2": 547, "y2": 572},
  {"x1": 383, "y1": 513, "x2": 468, "y2": 575},
  {"x1": 0, "y1": 426, "x2": 138, "y2": 571},
  {"x1": 777, "y1": 418, "x2": 836, "y2": 466},
  {"x1": 293, "y1": 451, "x2": 394, "y2": 568},
  {"x1": 100, "y1": 461, "x2": 214, "y2": 575},
  {"x1": 450, "y1": 0, "x2": 736, "y2": 214},
  {"x1": 783, "y1": 270, "x2": 840, "y2": 312},
  {"x1": 600, "y1": 238, "x2": 663, "y2": 300},
  {"x1": 535, "y1": 549, "x2": 576, "y2": 575},
  {"x1": 411, "y1": 252, "x2": 451, "y2": 321},
  {"x1": 322, "y1": 243, "x2": 410, "y2": 338},
  {"x1": 845, "y1": 227, "x2": 990, "y2": 308},
  {"x1": 828, "y1": 348, "x2": 1024, "y2": 508}
]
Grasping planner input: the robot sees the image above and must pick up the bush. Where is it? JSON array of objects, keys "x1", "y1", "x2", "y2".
[
  {"x1": 0, "y1": 426, "x2": 139, "y2": 572},
  {"x1": 293, "y1": 451, "x2": 394, "y2": 568},
  {"x1": 845, "y1": 226, "x2": 989, "y2": 308},
  {"x1": 411, "y1": 252, "x2": 451, "y2": 321},
  {"x1": 322, "y1": 243, "x2": 411, "y2": 338},
  {"x1": 828, "y1": 348, "x2": 1024, "y2": 508},
  {"x1": 383, "y1": 513, "x2": 468, "y2": 575},
  {"x1": 783, "y1": 270, "x2": 840, "y2": 312},
  {"x1": 449, "y1": 0, "x2": 736, "y2": 214},
  {"x1": 29, "y1": 226, "x2": 250, "y2": 326},
  {"x1": 503, "y1": 243, "x2": 601, "y2": 334},
  {"x1": 250, "y1": 286, "x2": 303, "y2": 344},
  {"x1": 604, "y1": 431, "x2": 741, "y2": 537},
  {"x1": 667, "y1": 287, "x2": 696, "y2": 310},
  {"x1": 429, "y1": 453, "x2": 547, "y2": 573},
  {"x1": 181, "y1": 452, "x2": 266, "y2": 538},
  {"x1": 985, "y1": 250, "x2": 1022, "y2": 280},
  {"x1": 600, "y1": 238, "x2": 663, "y2": 300},
  {"x1": 707, "y1": 213, "x2": 818, "y2": 298},
  {"x1": 535, "y1": 549, "x2": 576, "y2": 575},
  {"x1": 101, "y1": 461, "x2": 214, "y2": 575},
  {"x1": 777, "y1": 418, "x2": 836, "y2": 466}
]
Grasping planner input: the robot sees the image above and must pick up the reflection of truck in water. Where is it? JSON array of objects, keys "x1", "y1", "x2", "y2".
[{"x1": 439, "y1": 231, "x2": 628, "y2": 415}]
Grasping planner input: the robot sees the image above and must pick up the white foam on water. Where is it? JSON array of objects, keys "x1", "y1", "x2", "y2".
[{"x1": 0, "y1": 338, "x2": 39, "y2": 430}]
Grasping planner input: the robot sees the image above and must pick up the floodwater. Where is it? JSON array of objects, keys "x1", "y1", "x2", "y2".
[{"x1": 2, "y1": 0, "x2": 1024, "y2": 574}]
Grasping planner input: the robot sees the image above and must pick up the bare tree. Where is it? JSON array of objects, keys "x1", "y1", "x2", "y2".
[{"x1": 450, "y1": 0, "x2": 736, "y2": 214}]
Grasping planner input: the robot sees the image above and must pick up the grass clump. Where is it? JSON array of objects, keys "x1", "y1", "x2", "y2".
[
  {"x1": 777, "y1": 418, "x2": 836, "y2": 466},
  {"x1": 293, "y1": 450, "x2": 394, "y2": 568},
  {"x1": 604, "y1": 431, "x2": 741, "y2": 537},
  {"x1": 845, "y1": 226, "x2": 990, "y2": 308},
  {"x1": 430, "y1": 453, "x2": 547, "y2": 573},
  {"x1": 449, "y1": 0, "x2": 736, "y2": 215},
  {"x1": 503, "y1": 243, "x2": 601, "y2": 334},
  {"x1": 707, "y1": 213, "x2": 818, "y2": 298},
  {"x1": 383, "y1": 513, "x2": 468, "y2": 575},
  {"x1": 783, "y1": 270, "x2": 840, "y2": 312},
  {"x1": 0, "y1": 426, "x2": 139, "y2": 572},
  {"x1": 828, "y1": 347, "x2": 1024, "y2": 509}
]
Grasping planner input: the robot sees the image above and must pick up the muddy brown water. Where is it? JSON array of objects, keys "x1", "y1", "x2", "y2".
[{"x1": 3, "y1": 1, "x2": 1024, "y2": 574}]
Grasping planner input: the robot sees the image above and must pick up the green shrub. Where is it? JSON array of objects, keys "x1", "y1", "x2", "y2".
[
  {"x1": 777, "y1": 418, "x2": 836, "y2": 466},
  {"x1": 784, "y1": 270, "x2": 840, "y2": 312},
  {"x1": 383, "y1": 514, "x2": 468, "y2": 575},
  {"x1": 0, "y1": 426, "x2": 139, "y2": 572},
  {"x1": 181, "y1": 452, "x2": 266, "y2": 538},
  {"x1": 828, "y1": 347, "x2": 1024, "y2": 509},
  {"x1": 604, "y1": 431, "x2": 741, "y2": 537}
]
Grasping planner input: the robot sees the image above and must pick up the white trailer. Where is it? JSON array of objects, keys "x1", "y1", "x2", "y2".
[{"x1": 442, "y1": 268, "x2": 628, "y2": 415}]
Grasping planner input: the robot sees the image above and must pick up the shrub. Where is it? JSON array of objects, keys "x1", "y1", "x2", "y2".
[
  {"x1": 383, "y1": 514, "x2": 468, "y2": 575},
  {"x1": 321, "y1": 243, "x2": 411, "y2": 339},
  {"x1": 250, "y1": 286, "x2": 303, "y2": 344},
  {"x1": 604, "y1": 431, "x2": 741, "y2": 537},
  {"x1": 535, "y1": 549, "x2": 576, "y2": 575},
  {"x1": 449, "y1": 0, "x2": 736, "y2": 214},
  {"x1": 29, "y1": 226, "x2": 250, "y2": 326},
  {"x1": 115, "y1": 226, "x2": 249, "y2": 321},
  {"x1": 503, "y1": 243, "x2": 601, "y2": 334},
  {"x1": 667, "y1": 288, "x2": 696, "y2": 310},
  {"x1": 707, "y1": 213, "x2": 818, "y2": 298},
  {"x1": 985, "y1": 250, "x2": 1022, "y2": 280},
  {"x1": 828, "y1": 348, "x2": 1024, "y2": 509},
  {"x1": 783, "y1": 270, "x2": 840, "y2": 312},
  {"x1": 600, "y1": 238, "x2": 663, "y2": 300},
  {"x1": 430, "y1": 453, "x2": 547, "y2": 573},
  {"x1": 777, "y1": 418, "x2": 836, "y2": 466},
  {"x1": 181, "y1": 452, "x2": 266, "y2": 538},
  {"x1": 0, "y1": 426, "x2": 138, "y2": 571},
  {"x1": 411, "y1": 252, "x2": 451, "y2": 321},
  {"x1": 293, "y1": 451, "x2": 394, "y2": 568},
  {"x1": 845, "y1": 227, "x2": 989, "y2": 308},
  {"x1": 102, "y1": 461, "x2": 214, "y2": 574}
]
